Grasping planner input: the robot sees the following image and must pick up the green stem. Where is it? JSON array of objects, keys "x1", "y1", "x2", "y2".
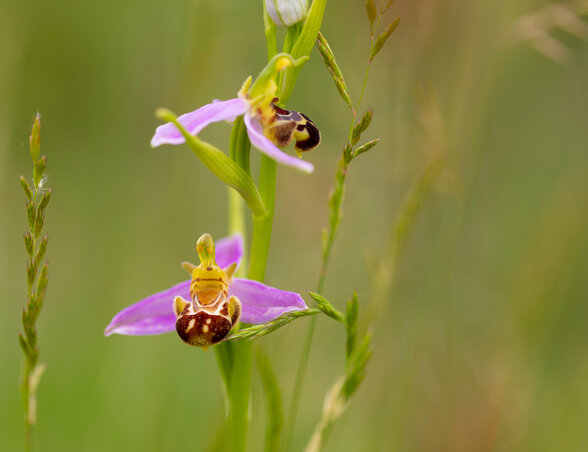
[
  {"x1": 279, "y1": 23, "x2": 302, "y2": 101},
  {"x1": 215, "y1": 341, "x2": 234, "y2": 414},
  {"x1": 229, "y1": 188, "x2": 246, "y2": 243},
  {"x1": 224, "y1": 140, "x2": 277, "y2": 452},
  {"x1": 263, "y1": 0, "x2": 278, "y2": 60},
  {"x1": 228, "y1": 117, "x2": 250, "y2": 268},
  {"x1": 249, "y1": 156, "x2": 276, "y2": 282},
  {"x1": 228, "y1": 341, "x2": 253, "y2": 452},
  {"x1": 355, "y1": 61, "x2": 372, "y2": 116},
  {"x1": 221, "y1": 118, "x2": 256, "y2": 452},
  {"x1": 248, "y1": 4, "x2": 324, "y2": 449}
]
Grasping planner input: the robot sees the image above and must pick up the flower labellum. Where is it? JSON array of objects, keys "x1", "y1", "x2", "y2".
[
  {"x1": 265, "y1": 99, "x2": 321, "y2": 158},
  {"x1": 173, "y1": 233, "x2": 242, "y2": 348},
  {"x1": 266, "y1": 0, "x2": 309, "y2": 27},
  {"x1": 151, "y1": 53, "x2": 318, "y2": 174},
  {"x1": 104, "y1": 234, "x2": 308, "y2": 346}
]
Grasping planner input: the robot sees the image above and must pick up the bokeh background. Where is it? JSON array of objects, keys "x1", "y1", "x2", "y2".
[{"x1": 1, "y1": 0, "x2": 587, "y2": 450}]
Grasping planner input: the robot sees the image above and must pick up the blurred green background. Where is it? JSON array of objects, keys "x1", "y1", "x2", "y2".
[{"x1": 1, "y1": 0, "x2": 587, "y2": 450}]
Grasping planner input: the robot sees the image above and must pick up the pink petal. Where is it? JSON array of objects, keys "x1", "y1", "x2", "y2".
[
  {"x1": 230, "y1": 278, "x2": 307, "y2": 324},
  {"x1": 215, "y1": 234, "x2": 244, "y2": 268},
  {"x1": 104, "y1": 280, "x2": 189, "y2": 336},
  {"x1": 151, "y1": 98, "x2": 248, "y2": 147},
  {"x1": 244, "y1": 113, "x2": 314, "y2": 174}
]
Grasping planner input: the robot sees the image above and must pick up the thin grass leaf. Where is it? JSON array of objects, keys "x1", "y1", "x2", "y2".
[
  {"x1": 24, "y1": 233, "x2": 34, "y2": 256},
  {"x1": 370, "y1": 17, "x2": 400, "y2": 60},
  {"x1": 342, "y1": 331, "x2": 372, "y2": 398},
  {"x1": 333, "y1": 78, "x2": 353, "y2": 111},
  {"x1": 24, "y1": 313, "x2": 36, "y2": 349},
  {"x1": 33, "y1": 236, "x2": 48, "y2": 269},
  {"x1": 351, "y1": 109, "x2": 373, "y2": 146},
  {"x1": 352, "y1": 138, "x2": 380, "y2": 158},
  {"x1": 36, "y1": 264, "x2": 49, "y2": 304},
  {"x1": 38, "y1": 188, "x2": 52, "y2": 212},
  {"x1": 34, "y1": 210, "x2": 45, "y2": 238},
  {"x1": 316, "y1": 32, "x2": 345, "y2": 82},
  {"x1": 365, "y1": 0, "x2": 377, "y2": 26},
  {"x1": 308, "y1": 292, "x2": 345, "y2": 323},
  {"x1": 225, "y1": 309, "x2": 320, "y2": 342},
  {"x1": 27, "y1": 260, "x2": 37, "y2": 287},
  {"x1": 33, "y1": 156, "x2": 46, "y2": 188},
  {"x1": 29, "y1": 113, "x2": 41, "y2": 162},
  {"x1": 19, "y1": 334, "x2": 30, "y2": 356},
  {"x1": 26, "y1": 201, "x2": 35, "y2": 228},
  {"x1": 341, "y1": 143, "x2": 353, "y2": 164},
  {"x1": 316, "y1": 32, "x2": 353, "y2": 110},
  {"x1": 20, "y1": 176, "x2": 33, "y2": 201}
]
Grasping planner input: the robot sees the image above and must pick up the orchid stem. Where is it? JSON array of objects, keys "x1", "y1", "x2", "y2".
[
  {"x1": 263, "y1": 1, "x2": 278, "y2": 61},
  {"x1": 228, "y1": 341, "x2": 253, "y2": 452},
  {"x1": 221, "y1": 117, "x2": 257, "y2": 452},
  {"x1": 228, "y1": 117, "x2": 250, "y2": 272},
  {"x1": 242, "y1": 6, "x2": 317, "y2": 449},
  {"x1": 249, "y1": 156, "x2": 276, "y2": 282}
]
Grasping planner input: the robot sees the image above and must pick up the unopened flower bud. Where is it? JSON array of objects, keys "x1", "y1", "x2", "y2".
[{"x1": 265, "y1": 0, "x2": 308, "y2": 27}]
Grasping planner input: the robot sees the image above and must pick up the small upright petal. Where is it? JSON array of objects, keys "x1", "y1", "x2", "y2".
[
  {"x1": 244, "y1": 113, "x2": 314, "y2": 174},
  {"x1": 230, "y1": 278, "x2": 307, "y2": 324},
  {"x1": 151, "y1": 98, "x2": 248, "y2": 147},
  {"x1": 214, "y1": 234, "x2": 244, "y2": 268}
]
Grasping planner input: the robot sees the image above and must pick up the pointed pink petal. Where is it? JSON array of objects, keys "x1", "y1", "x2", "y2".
[
  {"x1": 244, "y1": 113, "x2": 314, "y2": 174},
  {"x1": 230, "y1": 278, "x2": 307, "y2": 324},
  {"x1": 151, "y1": 98, "x2": 248, "y2": 147},
  {"x1": 104, "y1": 280, "x2": 189, "y2": 336}
]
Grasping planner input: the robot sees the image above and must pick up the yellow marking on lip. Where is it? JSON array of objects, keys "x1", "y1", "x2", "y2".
[
  {"x1": 202, "y1": 325, "x2": 209, "y2": 333},
  {"x1": 185, "y1": 318, "x2": 196, "y2": 333}
]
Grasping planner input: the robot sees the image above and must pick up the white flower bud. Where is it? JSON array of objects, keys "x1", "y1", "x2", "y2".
[{"x1": 265, "y1": 0, "x2": 309, "y2": 27}]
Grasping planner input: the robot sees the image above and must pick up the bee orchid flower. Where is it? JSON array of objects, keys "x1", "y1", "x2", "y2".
[
  {"x1": 104, "y1": 234, "x2": 307, "y2": 346},
  {"x1": 151, "y1": 53, "x2": 319, "y2": 174}
]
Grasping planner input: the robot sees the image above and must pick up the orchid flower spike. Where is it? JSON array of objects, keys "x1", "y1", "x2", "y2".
[
  {"x1": 105, "y1": 234, "x2": 307, "y2": 348},
  {"x1": 151, "y1": 54, "x2": 320, "y2": 174}
]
